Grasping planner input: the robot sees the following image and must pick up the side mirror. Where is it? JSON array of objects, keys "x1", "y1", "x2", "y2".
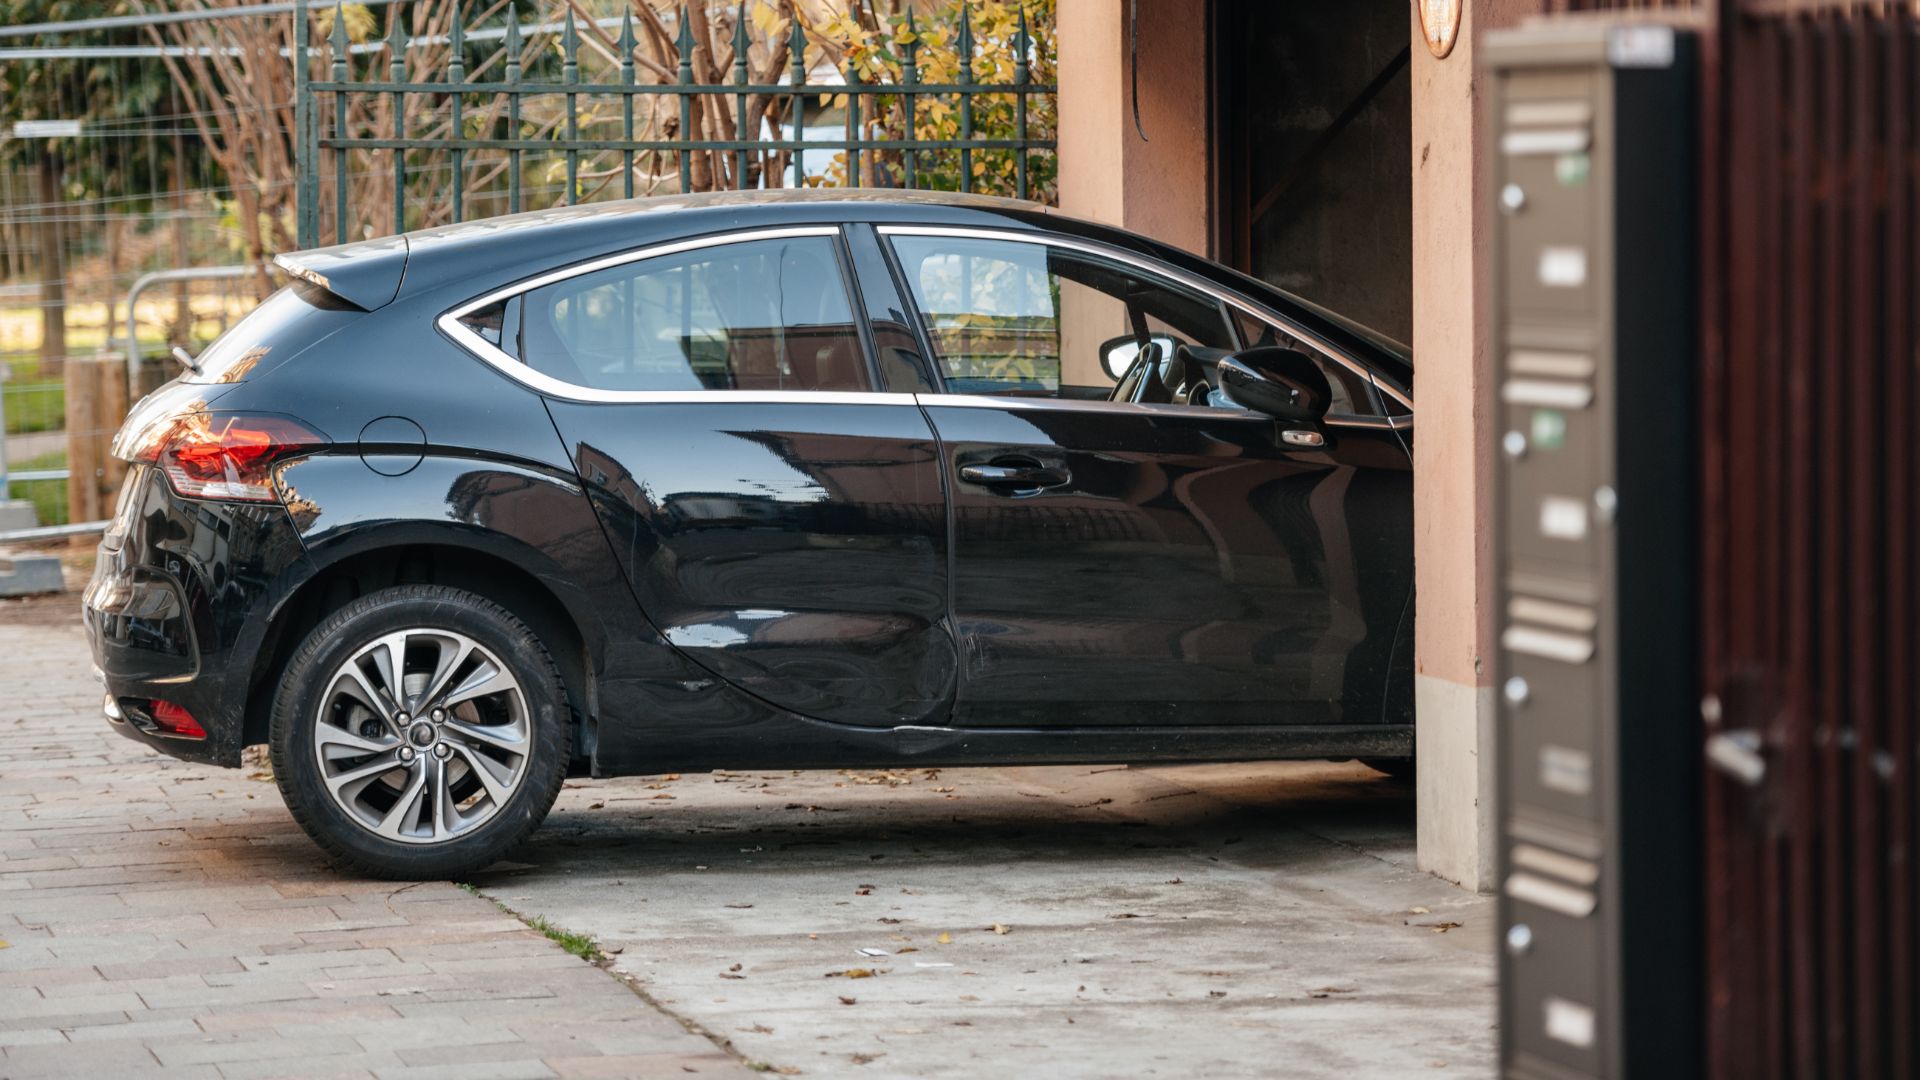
[
  {"x1": 1217, "y1": 347, "x2": 1332, "y2": 422},
  {"x1": 1098, "y1": 333, "x2": 1178, "y2": 382}
]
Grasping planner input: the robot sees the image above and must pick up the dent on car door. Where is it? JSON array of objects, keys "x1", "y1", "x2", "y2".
[
  {"x1": 884, "y1": 229, "x2": 1412, "y2": 728},
  {"x1": 450, "y1": 229, "x2": 954, "y2": 728}
]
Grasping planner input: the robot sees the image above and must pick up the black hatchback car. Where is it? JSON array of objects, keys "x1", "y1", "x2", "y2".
[{"x1": 85, "y1": 190, "x2": 1415, "y2": 877}]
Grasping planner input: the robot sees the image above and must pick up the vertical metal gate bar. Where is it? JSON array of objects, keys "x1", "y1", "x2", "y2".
[
  {"x1": 790, "y1": 18, "x2": 807, "y2": 187},
  {"x1": 390, "y1": 15, "x2": 407, "y2": 234},
  {"x1": 332, "y1": 13, "x2": 349, "y2": 243},
  {"x1": 1894, "y1": 18, "x2": 1919, "y2": 1080},
  {"x1": 449, "y1": 14, "x2": 465, "y2": 224},
  {"x1": 1783, "y1": 18, "x2": 1822, "y2": 1078},
  {"x1": 1701, "y1": 3, "x2": 1735, "y2": 1070},
  {"x1": 901, "y1": 14, "x2": 917, "y2": 188},
  {"x1": 1753, "y1": 21, "x2": 1788, "y2": 1078},
  {"x1": 676, "y1": 9, "x2": 693, "y2": 193},
  {"x1": 620, "y1": 12, "x2": 634, "y2": 202},
  {"x1": 958, "y1": 6, "x2": 973, "y2": 193},
  {"x1": 1816, "y1": 22, "x2": 1854, "y2": 1080},
  {"x1": 294, "y1": 0, "x2": 313, "y2": 249},
  {"x1": 1845, "y1": 19, "x2": 1885, "y2": 1079},
  {"x1": 732, "y1": 6, "x2": 748, "y2": 189},
  {"x1": 506, "y1": 8, "x2": 522, "y2": 214},
  {"x1": 563, "y1": 11, "x2": 579, "y2": 206},
  {"x1": 1015, "y1": 8, "x2": 1029, "y2": 200}
]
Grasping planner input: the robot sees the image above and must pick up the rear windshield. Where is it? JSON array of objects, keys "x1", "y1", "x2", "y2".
[{"x1": 182, "y1": 281, "x2": 359, "y2": 384}]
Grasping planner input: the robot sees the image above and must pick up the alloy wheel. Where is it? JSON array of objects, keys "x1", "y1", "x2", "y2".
[{"x1": 312, "y1": 628, "x2": 530, "y2": 844}]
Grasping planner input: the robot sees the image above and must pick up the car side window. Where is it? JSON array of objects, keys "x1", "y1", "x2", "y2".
[
  {"x1": 468, "y1": 235, "x2": 871, "y2": 393},
  {"x1": 886, "y1": 234, "x2": 1236, "y2": 400},
  {"x1": 1228, "y1": 309, "x2": 1376, "y2": 419}
]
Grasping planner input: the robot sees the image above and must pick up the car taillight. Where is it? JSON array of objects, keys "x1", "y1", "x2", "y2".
[
  {"x1": 119, "y1": 412, "x2": 328, "y2": 502},
  {"x1": 149, "y1": 700, "x2": 207, "y2": 739}
]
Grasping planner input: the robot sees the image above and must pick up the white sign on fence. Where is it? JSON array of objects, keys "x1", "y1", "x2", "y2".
[{"x1": 9, "y1": 119, "x2": 83, "y2": 138}]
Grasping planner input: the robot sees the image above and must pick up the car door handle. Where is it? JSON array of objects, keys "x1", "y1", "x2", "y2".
[{"x1": 959, "y1": 462, "x2": 1069, "y2": 489}]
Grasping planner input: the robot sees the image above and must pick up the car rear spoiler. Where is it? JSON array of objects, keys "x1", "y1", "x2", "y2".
[{"x1": 271, "y1": 233, "x2": 410, "y2": 312}]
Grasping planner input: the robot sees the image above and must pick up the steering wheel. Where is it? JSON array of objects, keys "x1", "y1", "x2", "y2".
[{"x1": 1107, "y1": 303, "x2": 1174, "y2": 404}]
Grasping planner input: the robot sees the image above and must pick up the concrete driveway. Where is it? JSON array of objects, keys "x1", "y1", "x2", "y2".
[
  {"x1": 474, "y1": 760, "x2": 1495, "y2": 1078},
  {"x1": 2, "y1": 591, "x2": 1494, "y2": 1078}
]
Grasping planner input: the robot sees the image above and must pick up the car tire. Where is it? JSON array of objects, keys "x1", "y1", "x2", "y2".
[
  {"x1": 1362, "y1": 757, "x2": 1415, "y2": 783},
  {"x1": 269, "y1": 584, "x2": 570, "y2": 879}
]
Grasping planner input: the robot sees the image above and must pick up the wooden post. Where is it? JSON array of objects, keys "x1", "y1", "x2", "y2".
[
  {"x1": 94, "y1": 352, "x2": 130, "y2": 509},
  {"x1": 63, "y1": 352, "x2": 99, "y2": 526}
]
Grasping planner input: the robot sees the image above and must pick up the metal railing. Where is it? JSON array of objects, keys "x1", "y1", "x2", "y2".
[{"x1": 292, "y1": 2, "x2": 1057, "y2": 249}]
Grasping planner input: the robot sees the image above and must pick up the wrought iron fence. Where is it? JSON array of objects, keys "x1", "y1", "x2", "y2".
[{"x1": 292, "y1": 1, "x2": 1056, "y2": 249}]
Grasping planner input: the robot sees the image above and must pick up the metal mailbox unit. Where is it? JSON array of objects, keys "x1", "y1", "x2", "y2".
[{"x1": 1486, "y1": 23, "x2": 1699, "y2": 1080}]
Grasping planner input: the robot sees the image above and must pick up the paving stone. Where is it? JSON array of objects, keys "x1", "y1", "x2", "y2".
[{"x1": 0, "y1": 618, "x2": 752, "y2": 1079}]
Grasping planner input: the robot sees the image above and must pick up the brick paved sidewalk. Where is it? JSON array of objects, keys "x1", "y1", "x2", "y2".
[{"x1": 0, "y1": 603, "x2": 751, "y2": 1080}]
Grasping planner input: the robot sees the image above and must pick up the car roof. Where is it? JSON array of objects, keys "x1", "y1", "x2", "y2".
[{"x1": 279, "y1": 189, "x2": 1411, "y2": 382}]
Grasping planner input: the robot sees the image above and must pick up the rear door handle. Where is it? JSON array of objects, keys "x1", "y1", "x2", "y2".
[{"x1": 959, "y1": 462, "x2": 1069, "y2": 489}]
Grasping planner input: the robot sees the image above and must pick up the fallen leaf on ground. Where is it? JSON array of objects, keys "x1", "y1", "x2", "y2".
[
  {"x1": 1411, "y1": 906, "x2": 1431, "y2": 914},
  {"x1": 825, "y1": 968, "x2": 885, "y2": 979},
  {"x1": 726, "y1": 903, "x2": 754, "y2": 909},
  {"x1": 741, "y1": 1024, "x2": 775, "y2": 1034},
  {"x1": 1428, "y1": 922, "x2": 1462, "y2": 933},
  {"x1": 851, "y1": 1053, "x2": 884, "y2": 1065},
  {"x1": 1166, "y1": 878, "x2": 1184, "y2": 885},
  {"x1": 1310, "y1": 986, "x2": 1358, "y2": 998},
  {"x1": 989, "y1": 923, "x2": 1011, "y2": 935},
  {"x1": 838, "y1": 995, "x2": 857, "y2": 1005},
  {"x1": 936, "y1": 932, "x2": 953, "y2": 944},
  {"x1": 588, "y1": 802, "x2": 605, "y2": 810},
  {"x1": 650, "y1": 793, "x2": 675, "y2": 800}
]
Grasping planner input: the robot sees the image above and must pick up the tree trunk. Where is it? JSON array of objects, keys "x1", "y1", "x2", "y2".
[
  {"x1": 171, "y1": 123, "x2": 192, "y2": 343},
  {"x1": 35, "y1": 155, "x2": 67, "y2": 379}
]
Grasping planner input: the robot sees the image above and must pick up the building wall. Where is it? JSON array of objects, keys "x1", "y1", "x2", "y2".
[
  {"x1": 1055, "y1": 0, "x2": 1210, "y2": 253},
  {"x1": 1409, "y1": 0, "x2": 1544, "y2": 892}
]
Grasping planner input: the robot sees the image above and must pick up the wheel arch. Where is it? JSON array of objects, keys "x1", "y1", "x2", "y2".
[{"x1": 243, "y1": 539, "x2": 599, "y2": 766}]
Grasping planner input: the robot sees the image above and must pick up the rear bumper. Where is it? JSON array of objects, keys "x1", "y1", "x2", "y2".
[{"x1": 83, "y1": 465, "x2": 311, "y2": 768}]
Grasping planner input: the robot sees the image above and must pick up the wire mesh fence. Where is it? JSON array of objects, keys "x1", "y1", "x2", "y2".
[{"x1": 0, "y1": 1, "x2": 1057, "y2": 531}]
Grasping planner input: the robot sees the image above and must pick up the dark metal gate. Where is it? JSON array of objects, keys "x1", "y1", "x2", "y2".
[
  {"x1": 1519, "y1": 1, "x2": 1918, "y2": 1076},
  {"x1": 1699, "y1": 4, "x2": 1920, "y2": 1078},
  {"x1": 290, "y1": 1, "x2": 1056, "y2": 249}
]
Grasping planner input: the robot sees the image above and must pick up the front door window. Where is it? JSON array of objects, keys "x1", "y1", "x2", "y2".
[{"x1": 886, "y1": 234, "x2": 1237, "y2": 400}]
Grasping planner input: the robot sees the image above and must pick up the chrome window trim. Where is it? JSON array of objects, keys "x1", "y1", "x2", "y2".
[
  {"x1": 916, "y1": 393, "x2": 1274, "y2": 419},
  {"x1": 875, "y1": 224, "x2": 1416, "y2": 417},
  {"x1": 436, "y1": 225, "x2": 918, "y2": 405}
]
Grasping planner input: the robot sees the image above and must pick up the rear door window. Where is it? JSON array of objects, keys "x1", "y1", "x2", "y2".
[{"x1": 498, "y1": 234, "x2": 872, "y2": 393}]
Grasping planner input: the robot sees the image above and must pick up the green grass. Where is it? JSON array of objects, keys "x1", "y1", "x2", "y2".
[
  {"x1": 6, "y1": 450, "x2": 68, "y2": 526},
  {"x1": 462, "y1": 885, "x2": 603, "y2": 962},
  {"x1": 3, "y1": 381, "x2": 65, "y2": 436},
  {"x1": 523, "y1": 913, "x2": 599, "y2": 960}
]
